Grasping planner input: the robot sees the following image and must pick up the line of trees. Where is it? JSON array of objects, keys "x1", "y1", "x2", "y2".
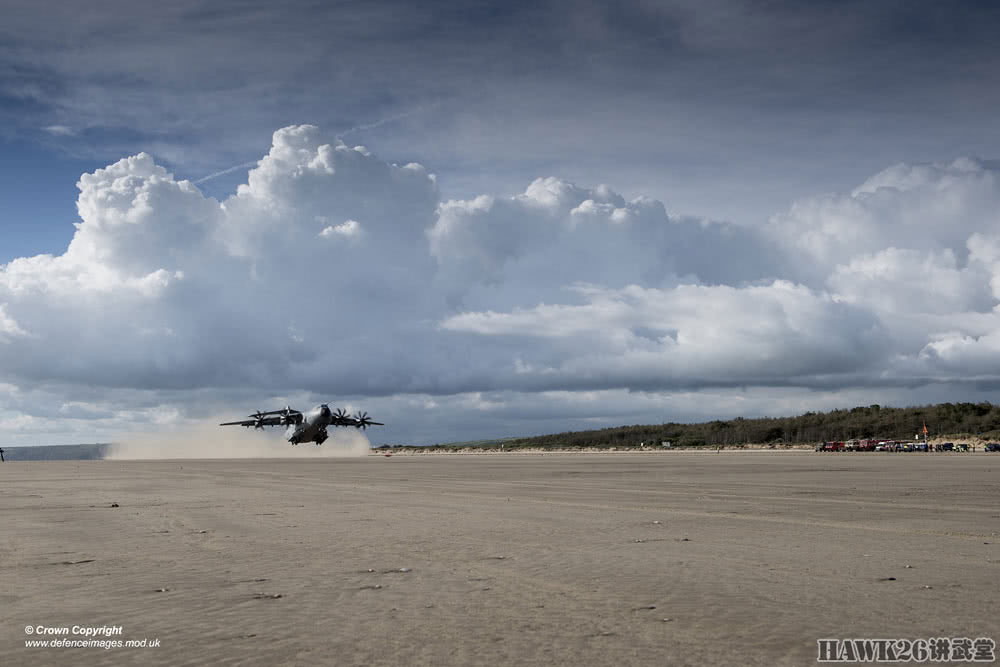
[{"x1": 498, "y1": 402, "x2": 1000, "y2": 449}]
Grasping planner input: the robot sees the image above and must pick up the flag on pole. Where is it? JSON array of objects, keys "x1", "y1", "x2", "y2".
[{"x1": 923, "y1": 422, "x2": 928, "y2": 435}]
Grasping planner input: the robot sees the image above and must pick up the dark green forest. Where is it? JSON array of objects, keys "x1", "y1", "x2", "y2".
[{"x1": 493, "y1": 402, "x2": 1000, "y2": 449}]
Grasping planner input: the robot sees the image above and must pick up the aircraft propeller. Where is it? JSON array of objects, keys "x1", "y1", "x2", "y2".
[
  {"x1": 353, "y1": 411, "x2": 383, "y2": 429},
  {"x1": 249, "y1": 410, "x2": 267, "y2": 429}
]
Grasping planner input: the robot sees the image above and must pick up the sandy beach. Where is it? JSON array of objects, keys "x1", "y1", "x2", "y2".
[{"x1": 2, "y1": 452, "x2": 998, "y2": 666}]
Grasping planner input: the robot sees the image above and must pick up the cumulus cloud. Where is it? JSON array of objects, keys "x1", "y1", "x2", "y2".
[
  {"x1": 827, "y1": 248, "x2": 994, "y2": 316},
  {"x1": 0, "y1": 304, "x2": 29, "y2": 341},
  {"x1": 768, "y1": 157, "x2": 1000, "y2": 279},
  {"x1": 430, "y1": 176, "x2": 782, "y2": 304},
  {"x1": 319, "y1": 219, "x2": 362, "y2": 241},
  {"x1": 442, "y1": 281, "x2": 886, "y2": 390},
  {"x1": 3, "y1": 125, "x2": 1000, "y2": 444}
]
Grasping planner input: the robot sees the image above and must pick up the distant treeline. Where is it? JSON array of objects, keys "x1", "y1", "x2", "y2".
[{"x1": 495, "y1": 402, "x2": 1000, "y2": 449}]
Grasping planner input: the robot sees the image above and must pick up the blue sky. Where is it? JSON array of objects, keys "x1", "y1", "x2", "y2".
[
  {"x1": 1, "y1": 139, "x2": 101, "y2": 261},
  {"x1": 2, "y1": 1, "x2": 1000, "y2": 446}
]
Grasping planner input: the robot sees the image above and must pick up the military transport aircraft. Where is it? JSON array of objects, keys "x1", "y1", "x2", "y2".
[{"x1": 220, "y1": 404, "x2": 383, "y2": 445}]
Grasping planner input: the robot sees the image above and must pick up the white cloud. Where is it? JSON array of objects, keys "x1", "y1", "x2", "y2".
[
  {"x1": 889, "y1": 330, "x2": 1000, "y2": 382},
  {"x1": 442, "y1": 281, "x2": 886, "y2": 390},
  {"x1": 828, "y1": 247, "x2": 994, "y2": 316},
  {"x1": 42, "y1": 124, "x2": 74, "y2": 136},
  {"x1": 768, "y1": 157, "x2": 1000, "y2": 280},
  {"x1": 0, "y1": 126, "x2": 449, "y2": 398},
  {"x1": 319, "y1": 219, "x2": 362, "y2": 241},
  {"x1": 0, "y1": 304, "x2": 29, "y2": 341},
  {"x1": 430, "y1": 177, "x2": 781, "y2": 300},
  {"x1": 4, "y1": 126, "x2": 1000, "y2": 444}
]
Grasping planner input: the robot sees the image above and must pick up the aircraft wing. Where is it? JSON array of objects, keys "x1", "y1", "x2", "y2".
[
  {"x1": 329, "y1": 414, "x2": 359, "y2": 427},
  {"x1": 328, "y1": 409, "x2": 383, "y2": 429},
  {"x1": 219, "y1": 416, "x2": 287, "y2": 428},
  {"x1": 220, "y1": 405, "x2": 303, "y2": 428},
  {"x1": 330, "y1": 416, "x2": 385, "y2": 428},
  {"x1": 253, "y1": 408, "x2": 302, "y2": 417}
]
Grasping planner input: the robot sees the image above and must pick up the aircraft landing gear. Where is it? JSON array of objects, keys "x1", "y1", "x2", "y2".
[{"x1": 315, "y1": 429, "x2": 328, "y2": 445}]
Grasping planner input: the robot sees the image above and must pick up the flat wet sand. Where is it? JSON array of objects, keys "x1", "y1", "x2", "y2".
[{"x1": 2, "y1": 453, "x2": 998, "y2": 666}]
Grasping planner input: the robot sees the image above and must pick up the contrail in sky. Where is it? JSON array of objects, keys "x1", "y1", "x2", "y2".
[
  {"x1": 193, "y1": 161, "x2": 258, "y2": 185},
  {"x1": 194, "y1": 102, "x2": 440, "y2": 186},
  {"x1": 336, "y1": 102, "x2": 440, "y2": 140}
]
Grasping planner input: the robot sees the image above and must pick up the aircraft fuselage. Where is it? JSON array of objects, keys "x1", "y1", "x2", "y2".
[{"x1": 286, "y1": 404, "x2": 333, "y2": 445}]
